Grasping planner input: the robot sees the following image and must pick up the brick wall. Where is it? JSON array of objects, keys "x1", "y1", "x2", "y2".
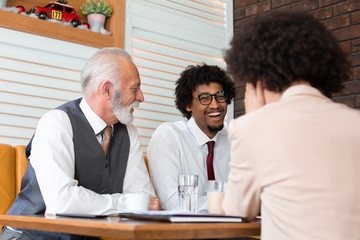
[{"x1": 233, "y1": 0, "x2": 360, "y2": 117}]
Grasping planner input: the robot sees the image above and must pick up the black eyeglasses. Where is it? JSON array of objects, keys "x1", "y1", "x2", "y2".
[{"x1": 196, "y1": 91, "x2": 226, "y2": 106}]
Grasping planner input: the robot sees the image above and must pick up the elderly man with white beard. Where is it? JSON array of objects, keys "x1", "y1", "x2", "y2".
[{"x1": 1, "y1": 48, "x2": 160, "y2": 240}]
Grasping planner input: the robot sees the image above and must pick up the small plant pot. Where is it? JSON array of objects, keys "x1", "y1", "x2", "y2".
[
  {"x1": 0, "y1": 0, "x2": 8, "y2": 8},
  {"x1": 87, "y1": 13, "x2": 106, "y2": 33}
]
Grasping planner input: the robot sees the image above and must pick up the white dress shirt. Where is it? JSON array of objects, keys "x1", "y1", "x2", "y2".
[
  {"x1": 30, "y1": 98, "x2": 154, "y2": 215},
  {"x1": 147, "y1": 117, "x2": 230, "y2": 212}
]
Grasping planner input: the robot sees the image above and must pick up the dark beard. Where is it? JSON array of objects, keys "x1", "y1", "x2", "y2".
[{"x1": 207, "y1": 124, "x2": 224, "y2": 133}]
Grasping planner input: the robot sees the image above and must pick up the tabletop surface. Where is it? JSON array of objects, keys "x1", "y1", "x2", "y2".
[{"x1": 0, "y1": 214, "x2": 261, "y2": 239}]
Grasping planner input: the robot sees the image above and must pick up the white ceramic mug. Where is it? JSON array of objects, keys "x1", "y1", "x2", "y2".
[{"x1": 120, "y1": 193, "x2": 151, "y2": 211}]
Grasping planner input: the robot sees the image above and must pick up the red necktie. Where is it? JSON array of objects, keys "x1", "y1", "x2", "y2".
[{"x1": 206, "y1": 141, "x2": 215, "y2": 180}]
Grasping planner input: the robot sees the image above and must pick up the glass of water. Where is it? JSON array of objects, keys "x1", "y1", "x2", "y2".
[{"x1": 178, "y1": 174, "x2": 199, "y2": 212}]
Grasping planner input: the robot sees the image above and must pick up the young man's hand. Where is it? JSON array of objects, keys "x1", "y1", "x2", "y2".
[{"x1": 148, "y1": 196, "x2": 161, "y2": 211}]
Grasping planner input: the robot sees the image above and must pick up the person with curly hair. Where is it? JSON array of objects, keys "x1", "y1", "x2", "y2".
[
  {"x1": 147, "y1": 63, "x2": 234, "y2": 212},
  {"x1": 223, "y1": 10, "x2": 360, "y2": 239}
]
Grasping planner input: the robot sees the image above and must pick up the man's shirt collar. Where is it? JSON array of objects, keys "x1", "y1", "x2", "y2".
[
  {"x1": 188, "y1": 117, "x2": 219, "y2": 147},
  {"x1": 79, "y1": 98, "x2": 108, "y2": 135}
]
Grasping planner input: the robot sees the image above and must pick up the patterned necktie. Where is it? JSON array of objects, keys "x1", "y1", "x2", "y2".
[
  {"x1": 101, "y1": 126, "x2": 112, "y2": 158},
  {"x1": 206, "y1": 141, "x2": 215, "y2": 180}
]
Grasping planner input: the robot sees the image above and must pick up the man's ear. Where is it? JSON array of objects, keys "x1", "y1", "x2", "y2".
[
  {"x1": 101, "y1": 81, "x2": 113, "y2": 99},
  {"x1": 185, "y1": 105, "x2": 192, "y2": 112}
]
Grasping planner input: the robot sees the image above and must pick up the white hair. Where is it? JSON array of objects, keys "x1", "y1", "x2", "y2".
[{"x1": 80, "y1": 47, "x2": 133, "y2": 98}]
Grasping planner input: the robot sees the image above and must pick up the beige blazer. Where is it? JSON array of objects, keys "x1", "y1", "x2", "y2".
[{"x1": 223, "y1": 85, "x2": 360, "y2": 240}]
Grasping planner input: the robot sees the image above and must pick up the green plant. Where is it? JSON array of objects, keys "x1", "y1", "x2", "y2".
[{"x1": 81, "y1": 0, "x2": 112, "y2": 17}]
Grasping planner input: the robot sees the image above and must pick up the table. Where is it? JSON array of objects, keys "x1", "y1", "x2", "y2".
[{"x1": 0, "y1": 214, "x2": 261, "y2": 239}]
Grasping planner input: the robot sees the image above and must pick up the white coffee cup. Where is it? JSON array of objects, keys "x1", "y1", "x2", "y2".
[{"x1": 120, "y1": 193, "x2": 151, "y2": 211}]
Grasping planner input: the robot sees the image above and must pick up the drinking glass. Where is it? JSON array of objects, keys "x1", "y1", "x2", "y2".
[
  {"x1": 178, "y1": 174, "x2": 198, "y2": 212},
  {"x1": 207, "y1": 180, "x2": 227, "y2": 214}
]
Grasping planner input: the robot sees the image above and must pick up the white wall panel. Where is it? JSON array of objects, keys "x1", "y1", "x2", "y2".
[
  {"x1": 0, "y1": 103, "x2": 50, "y2": 119},
  {"x1": 0, "y1": 94, "x2": 64, "y2": 112},
  {"x1": 140, "y1": 84, "x2": 174, "y2": 98},
  {"x1": 133, "y1": 118, "x2": 164, "y2": 129},
  {"x1": 144, "y1": 0, "x2": 226, "y2": 24},
  {"x1": 134, "y1": 109, "x2": 181, "y2": 122},
  {"x1": 141, "y1": 73, "x2": 176, "y2": 84},
  {"x1": 0, "y1": 27, "x2": 98, "y2": 146},
  {"x1": 132, "y1": 29, "x2": 224, "y2": 59},
  {"x1": 0, "y1": 114, "x2": 39, "y2": 129},
  {"x1": 0, "y1": 59, "x2": 80, "y2": 82},
  {"x1": 134, "y1": 57, "x2": 185, "y2": 75},
  {"x1": 138, "y1": 68, "x2": 179, "y2": 83},
  {"x1": 1, "y1": 0, "x2": 233, "y2": 154},
  {"x1": 0, "y1": 125, "x2": 36, "y2": 141},
  {"x1": 125, "y1": 0, "x2": 233, "y2": 152},
  {"x1": 0, "y1": 28, "x2": 94, "y2": 69}
]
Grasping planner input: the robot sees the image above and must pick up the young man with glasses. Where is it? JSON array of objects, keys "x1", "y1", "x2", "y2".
[{"x1": 147, "y1": 64, "x2": 235, "y2": 212}]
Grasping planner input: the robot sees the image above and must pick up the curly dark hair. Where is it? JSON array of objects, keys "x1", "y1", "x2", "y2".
[
  {"x1": 175, "y1": 63, "x2": 235, "y2": 119},
  {"x1": 225, "y1": 10, "x2": 350, "y2": 97}
]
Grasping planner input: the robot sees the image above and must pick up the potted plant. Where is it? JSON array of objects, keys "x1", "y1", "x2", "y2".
[{"x1": 81, "y1": 0, "x2": 112, "y2": 32}]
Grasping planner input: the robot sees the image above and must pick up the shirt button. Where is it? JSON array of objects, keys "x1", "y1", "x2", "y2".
[
  {"x1": 100, "y1": 189, "x2": 106, "y2": 193},
  {"x1": 105, "y1": 163, "x2": 109, "y2": 168}
]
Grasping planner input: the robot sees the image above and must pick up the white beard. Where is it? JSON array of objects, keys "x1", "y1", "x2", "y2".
[{"x1": 111, "y1": 90, "x2": 139, "y2": 125}]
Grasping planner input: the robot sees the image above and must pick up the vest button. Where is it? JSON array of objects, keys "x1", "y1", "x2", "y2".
[
  {"x1": 100, "y1": 188, "x2": 106, "y2": 193},
  {"x1": 105, "y1": 163, "x2": 109, "y2": 168}
]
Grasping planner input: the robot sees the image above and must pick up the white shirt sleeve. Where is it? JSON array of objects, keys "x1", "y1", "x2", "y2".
[
  {"x1": 147, "y1": 124, "x2": 181, "y2": 210},
  {"x1": 122, "y1": 124, "x2": 155, "y2": 196},
  {"x1": 147, "y1": 123, "x2": 207, "y2": 212}
]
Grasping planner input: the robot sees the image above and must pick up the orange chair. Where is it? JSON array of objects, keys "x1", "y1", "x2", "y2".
[
  {"x1": 143, "y1": 155, "x2": 150, "y2": 175},
  {"x1": 0, "y1": 144, "x2": 16, "y2": 236},
  {"x1": 14, "y1": 145, "x2": 27, "y2": 195},
  {"x1": 0, "y1": 144, "x2": 16, "y2": 217},
  {"x1": 0, "y1": 144, "x2": 28, "y2": 236}
]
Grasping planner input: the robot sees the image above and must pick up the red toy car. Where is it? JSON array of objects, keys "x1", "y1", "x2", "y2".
[{"x1": 32, "y1": 0, "x2": 81, "y2": 27}]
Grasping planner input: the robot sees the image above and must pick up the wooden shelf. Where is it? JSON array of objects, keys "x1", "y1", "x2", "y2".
[{"x1": 0, "y1": 0, "x2": 125, "y2": 48}]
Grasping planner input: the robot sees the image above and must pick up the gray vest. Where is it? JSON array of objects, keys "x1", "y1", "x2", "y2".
[{"x1": 8, "y1": 98, "x2": 130, "y2": 217}]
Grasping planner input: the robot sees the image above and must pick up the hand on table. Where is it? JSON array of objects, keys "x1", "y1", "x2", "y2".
[
  {"x1": 148, "y1": 196, "x2": 160, "y2": 211},
  {"x1": 244, "y1": 81, "x2": 265, "y2": 114}
]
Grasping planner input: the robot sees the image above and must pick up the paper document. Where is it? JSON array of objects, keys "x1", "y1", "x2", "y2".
[
  {"x1": 56, "y1": 211, "x2": 247, "y2": 223},
  {"x1": 117, "y1": 210, "x2": 247, "y2": 223}
]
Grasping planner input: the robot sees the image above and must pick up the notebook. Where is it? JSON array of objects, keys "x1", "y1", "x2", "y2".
[
  {"x1": 56, "y1": 211, "x2": 246, "y2": 223},
  {"x1": 117, "y1": 211, "x2": 247, "y2": 223}
]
